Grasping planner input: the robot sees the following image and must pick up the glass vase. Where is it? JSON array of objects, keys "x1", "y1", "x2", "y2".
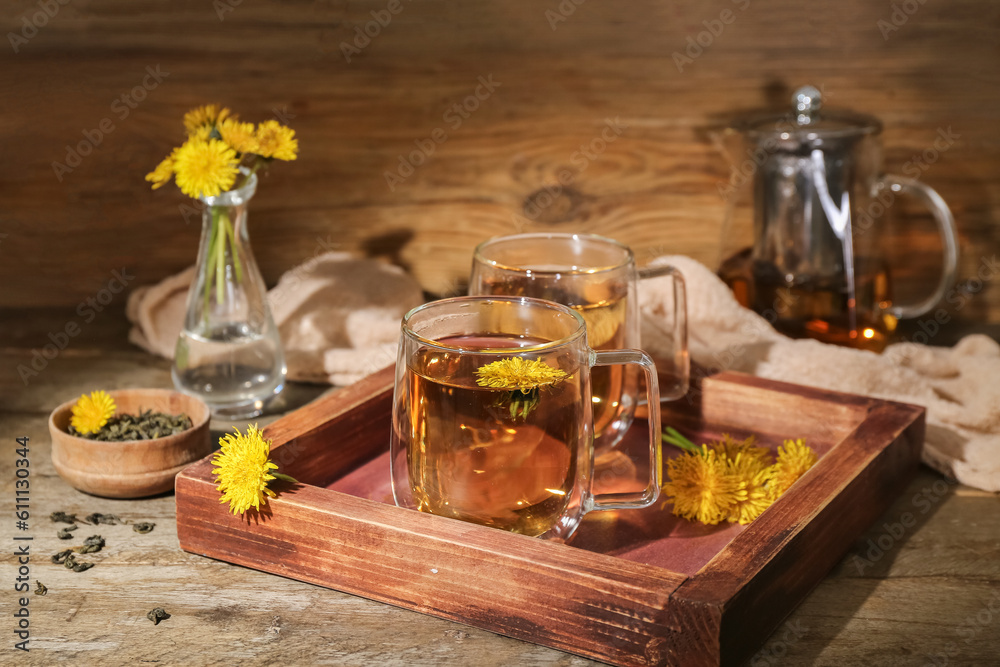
[{"x1": 172, "y1": 171, "x2": 286, "y2": 418}]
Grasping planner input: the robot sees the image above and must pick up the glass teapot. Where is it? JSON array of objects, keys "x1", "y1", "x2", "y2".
[{"x1": 715, "y1": 85, "x2": 958, "y2": 352}]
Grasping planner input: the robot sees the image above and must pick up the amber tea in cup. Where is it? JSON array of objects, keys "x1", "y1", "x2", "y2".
[
  {"x1": 390, "y1": 296, "x2": 662, "y2": 541},
  {"x1": 469, "y1": 233, "x2": 689, "y2": 453}
]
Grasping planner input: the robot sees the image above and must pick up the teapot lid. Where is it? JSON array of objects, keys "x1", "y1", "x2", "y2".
[{"x1": 735, "y1": 85, "x2": 882, "y2": 145}]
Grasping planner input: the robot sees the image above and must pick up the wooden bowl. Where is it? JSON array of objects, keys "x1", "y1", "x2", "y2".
[{"x1": 49, "y1": 389, "x2": 212, "y2": 499}]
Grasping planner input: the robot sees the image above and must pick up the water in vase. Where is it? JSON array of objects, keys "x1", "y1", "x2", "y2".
[{"x1": 173, "y1": 322, "x2": 285, "y2": 418}]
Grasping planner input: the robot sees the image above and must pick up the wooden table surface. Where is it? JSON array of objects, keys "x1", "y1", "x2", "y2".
[{"x1": 2, "y1": 311, "x2": 999, "y2": 666}]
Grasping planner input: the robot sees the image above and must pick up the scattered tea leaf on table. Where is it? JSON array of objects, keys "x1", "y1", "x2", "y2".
[
  {"x1": 76, "y1": 535, "x2": 105, "y2": 554},
  {"x1": 84, "y1": 512, "x2": 124, "y2": 525},
  {"x1": 53, "y1": 548, "x2": 95, "y2": 571},
  {"x1": 63, "y1": 554, "x2": 93, "y2": 572},
  {"x1": 133, "y1": 522, "x2": 156, "y2": 534},
  {"x1": 35, "y1": 581, "x2": 47, "y2": 596},
  {"x1": 50, "y1": 511, "x2": 78, "y2": 524},
  {"x1": 51, "y1": 549, "x2": 73, "y2": 564},
  {"x1": 147, "y1": 608, "x2": 171, "y2": 625},
  {"x1": 57, "y1": 525, "x2": 79, "y2": 539}
]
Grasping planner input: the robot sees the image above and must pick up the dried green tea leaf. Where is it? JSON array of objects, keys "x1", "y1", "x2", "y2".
[
  {"x1": 76, "y1": 535, "x2": 106, "y2": 554},
  {"x1": 35, "y1": 581, "x2": 47, "y2": 596},
  {"x1": 58, "y1": 525, "x2": 79, "y2": 537},
  {"x1": 51, "y1": 549, "x2": 73, "y2": 564},
  {"x1": 57, "y1": 525, "x2": 79, "y2": 540},
  {"x1": 133, "y1": 522, "x2": 156, "y2": 534},
  {"x1": 63, "y1": 553, "x2": 93, "y2": 572},
  {"x1": 73, "y1": 409, "x2": 193, "y2": 442},
  {"x1": 147, "y1": 608, "x2": 171, "y2": 625},
  {"x1": 50, "y1": 511, "x2": 78, "y2": 524},
  {"x1": 84, "y1": 513, "x2": 124, "y2": 526}
]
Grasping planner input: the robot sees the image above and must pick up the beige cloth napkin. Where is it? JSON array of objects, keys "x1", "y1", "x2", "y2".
[
  {"x1": 640, "y1": 255, "x2": 1000, "y2": 493},
  {"x1": 126, "y1": 252, "x2": 423, "y2": 386}
]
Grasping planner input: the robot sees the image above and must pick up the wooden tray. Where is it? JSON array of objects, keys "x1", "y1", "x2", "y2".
[{"x1": 175, "y1": 369, "x2": 925, "y2": 666}]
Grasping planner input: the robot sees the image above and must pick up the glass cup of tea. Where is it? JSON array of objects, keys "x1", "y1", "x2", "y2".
[
  {"x1": 390, "y1": 295, "x2": 662, "y2": 541},
  {"x1": 469, "y1": 233, "x2": 689, "y2": 453}
]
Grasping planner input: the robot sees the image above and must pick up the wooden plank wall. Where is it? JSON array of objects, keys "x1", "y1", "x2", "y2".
[{"x1": 2, "y1": 0, "x2": 999, "y2": 322}]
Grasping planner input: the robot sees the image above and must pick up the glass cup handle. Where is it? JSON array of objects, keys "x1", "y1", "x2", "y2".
[
  {"x1": 587, "y1": 349, "x2": 662, "y2": 511},
  {"x1": 879, "y1": 174, "x2": 960, "y2": 319},
  {"x1": 636, "y1": 264, "x2": 690, "y2": 400}
]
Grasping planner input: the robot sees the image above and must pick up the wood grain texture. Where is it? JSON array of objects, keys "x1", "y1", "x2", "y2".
[
  {"x1": 2, "y1": 0, "x2": 999, "y2": 326},
  {"x1": 175, "y1": 369, "x2": 925, "y2": 666}
]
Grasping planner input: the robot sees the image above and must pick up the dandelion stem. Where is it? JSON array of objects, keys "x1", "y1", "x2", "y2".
[
  {"x1": 662, "y1": 426, "x2": 701, "y2": 453},
  {"x1": 203, "y1": 209, "x2": 220, "y2": 315},
  {"x1": 222, "y1": 211, "x2": 242, "y2": 283},
  {"x1": 215, "y1": 207, "x2": 225, "y2": 305}
]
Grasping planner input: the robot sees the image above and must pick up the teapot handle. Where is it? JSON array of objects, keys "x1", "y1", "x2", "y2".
[{"x1": 879, "y1": 174, "x2": 959, "y2": 320}]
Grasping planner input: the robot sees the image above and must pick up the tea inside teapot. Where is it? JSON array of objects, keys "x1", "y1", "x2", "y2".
[{"x1": 716, "y1": 85, "x2": 958, "y2": 352}]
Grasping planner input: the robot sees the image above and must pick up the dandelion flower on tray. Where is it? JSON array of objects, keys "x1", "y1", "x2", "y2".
[
  {"x1": 661, "y1": 428, "x2": 819, "y2": 526},
  {"x1": 725, "y1": 452, "x2": 774, "y2": 525},
  {"x1": 70, "y1": 390, "x2": 116, "y2": 435},
  {"x1": 254, "y1": 119, "x2": 298, "y2": 161},
  {"x1": 663, "y1": 446, "x2": 742, "y2": 525},
  {"x1": 768, "y1": 438, "x2": 818, "y2": 499},
  {"x1": 212, "y1": 424, "x2": 296, "y2": 516},
  {"x1": 709, "y1": 433, "x2": 770, "y2": 467},
  {"x1": 475, "y1": 357, "x2": 568, "y2": 394},
  {"x1": 173, "y1": 138, "x2": 239, "y2": 198}
]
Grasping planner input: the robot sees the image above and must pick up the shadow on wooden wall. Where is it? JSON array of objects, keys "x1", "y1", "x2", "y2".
[{"x1": 3, "y1": 0, "x2": 999, "y2": 324}]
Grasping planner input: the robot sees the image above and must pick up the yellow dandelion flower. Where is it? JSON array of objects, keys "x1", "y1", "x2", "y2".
[
  {"x1": 725, "y1": 452, "x2": 774, "y2": 525},
  {"x1": 173, "y1": 137, "x2": 239, "y2": 198},
  {"x1": 218, "y1": 118, "x2": 259, "y2": 155},
  {"x1": 190, "y1": 124, "x2": 212, "y2": 142},
  {"x1": 70, "y1": 390, "x2": 116, "y2": 435},
  {"x1": 475, "y1": 357, "x2": 568, "y2": 394},
  {"x1": 183, "y1": 104, "x2": 234, "y2": 135},
  {"x1": 768, "y1": 438, "x2": 818, "y2": 500},
  {"x1": 663, "y1": 446, "x2": 742, "y2": 525},
  {"x1": 254, "y1": 119, "x2": 298, "y2": 160},
  {"x1": 662, "y1": 427, "x2": 816, "y2": 526},
  {"x1": 709, "y1": 433, "x2": 770, "y2": 467},
  {"x1": 145, "y1": 153, "x2": 175, "y2": 190},
  {"x1": 212, "y1": 425, "x2": 296, "y2": 516}
]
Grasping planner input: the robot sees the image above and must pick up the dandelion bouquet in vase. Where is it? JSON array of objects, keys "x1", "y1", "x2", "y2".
[
  {"x1": 147, "y1": 105, "x2": 297, "y2": 418},
  {"x1": 146, "y1": 105, "x2": 297, "y2": 309}
]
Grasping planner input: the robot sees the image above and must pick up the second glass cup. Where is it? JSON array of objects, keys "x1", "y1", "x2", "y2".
[
  {"x1": 390, "y1": 296, "x2": 662, "y2": 541},
  {"x1": 469, "y1": 233, "x2": 689, "y2": 453}
]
